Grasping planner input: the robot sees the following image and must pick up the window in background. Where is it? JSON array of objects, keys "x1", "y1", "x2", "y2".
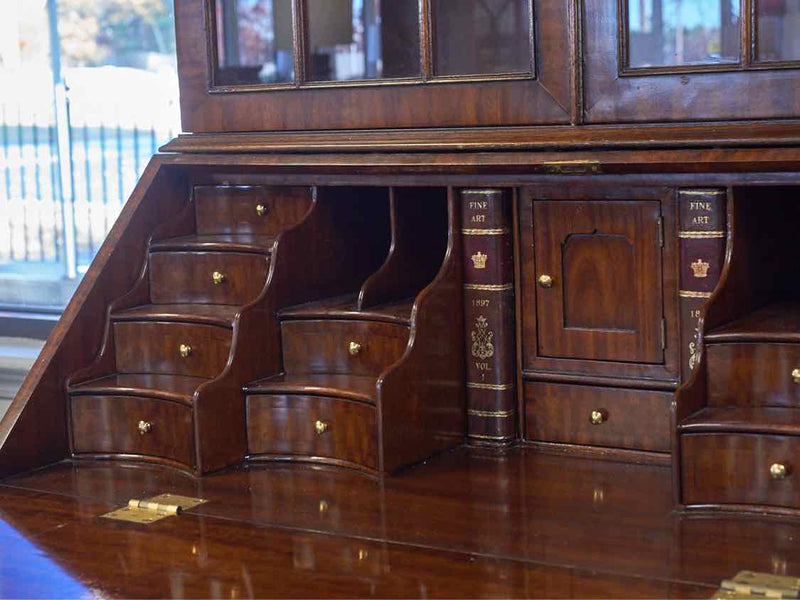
[{"x1": 757, "y1": 0, "x2": 800, "y2": 62}]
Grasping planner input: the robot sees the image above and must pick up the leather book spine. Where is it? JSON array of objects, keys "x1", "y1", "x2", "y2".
[
  {"x1": 678, "y1": 189, "x2": 727, "y2": 382},
  {"x1": 461, "y1": 189, "x2": 516, "y2": 445}
]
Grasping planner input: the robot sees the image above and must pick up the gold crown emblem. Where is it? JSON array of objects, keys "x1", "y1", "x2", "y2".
[
  {"x1": 470, "y1": 251, "x2": 488, "y2": 269},
  {"x1": 691, "y1": 259, "x2": 710, "y2": 278}
]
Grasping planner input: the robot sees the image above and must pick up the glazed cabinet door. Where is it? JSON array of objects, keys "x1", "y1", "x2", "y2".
[
  {"x1": 584, "y1": 0, "x2": 800, "y2": 122},
  {"x1": 532, "y1": 200, "x2": 664, "y2": 363},
  {"x1": 175, "y1": 0, "x2": 572, "y2": 132}
]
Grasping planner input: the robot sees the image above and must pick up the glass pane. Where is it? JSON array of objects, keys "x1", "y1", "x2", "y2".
[
  {"x1": 433, "y1": 0, "x2": 532, "y2": 76},
  {"x1": 757, "y1": 0, "x2": 800, "y2": 62},
  {"x1": 627, "y1": 0, "x2": 740, "y2": 68},
  {"x1": 307, "y1": 0, "x2": 421, "y2": 82},
  {"x1": 215, "y1": 0, "x2": 295, "y2": 86}
]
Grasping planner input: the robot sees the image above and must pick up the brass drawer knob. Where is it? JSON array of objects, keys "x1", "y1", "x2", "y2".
[
  {"x1": 137, "y1": 420, "x2": 153, "y2": 435},
  {"x1": 212, "y1": 271, "x2": 226, "y2": 285},
  {"x1": 538, "y1": 274, "x2": 553, "y2": 289},
  {"x1": 179, "y1": 344, "x2": 193, "y2": 358},
  {"x1": 792, "y1": 369, "x2": 800, "y2": 384},
  {"x1": 255, "y1": 204, "x2": 268, "y2": 217},
  {"x1": 590, "y1": 410, "x2": 606, "y2": 425},
  {"x1": 315, "y1": 420, "x2": 330, "y2": 435},
  {"x1": 771, "y1": 463, "x2": 789, "y2": 480},
  {"x1": 348, "y1": 341, "x2": 362, "y2": 356}
]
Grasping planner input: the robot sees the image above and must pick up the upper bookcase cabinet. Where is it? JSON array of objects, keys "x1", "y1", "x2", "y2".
[
  {"x1": 175, "y1": 0, "x2": 572, "y2": 132},
  {"x1": 584, "y1": 0, "x2": 800, "y2": 123}
]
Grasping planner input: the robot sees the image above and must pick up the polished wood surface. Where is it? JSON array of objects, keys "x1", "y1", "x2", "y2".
[
  {"x1": 246, "y1": 373, "x2": 378, "y2": 404},
  {"x1": 706, "y1": 302, "x2": 800, "y2": 343},
  {"x1": 2, "y1": 448, "x2": 800, "y2": 597},
  {"x1": 524, "y1": 382, "x2": 672, "y2": 453},
  {"x1": 71, "y1": 395, "x2": 194, "y2": 466},
  {"x1": 69, "y1": 373, "x2": 208, "y2": 405},
  {"x1": 247, "y1": 394, "x2": 378, "y2": 470},
  {"x1": 279, "y1": 295, "x2": 414, "y2": 325},
  {"x1": 281, "y1": 320, "x2": 410, "y2": 378},
  {"x1": 681, "y1": 407, "x2": 800, "y2": 436}
]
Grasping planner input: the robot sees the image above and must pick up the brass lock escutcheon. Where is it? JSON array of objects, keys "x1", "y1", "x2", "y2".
[
  {"x1": 212, "y1": 271, "x2": 226, "y2": 285},
  {"x1": 315, "y1": 420, "x2": 330, "y2": 435},
  {"x1": 137, "y1": 420, "x2": 153, "y2": 435},
  {"x1": 792, "y1": 368, "x2": 800, "y2": 384},
  {"x1": 590, "y1": 410, "x2": 606, "y2": 425},
  {"x1": 538, "y1": 274, "x2": 553, "y2": 289},
  {"x1": 255, "y1": 204, "x2": 268, "y2": 217},
  {"x1": 348, "y1": 341, "x2": 362, "y2": 356},
  {"x1": 179, "y1": 343, "x2": 193, "y2": 358},
  {"x1": 770, "y1": 463, "x2": 789, "y2": 480}
]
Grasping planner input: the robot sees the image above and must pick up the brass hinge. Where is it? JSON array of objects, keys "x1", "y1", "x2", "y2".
[
  {"x1": 661, "y1": 318, "x2": 667, "y2": 351},
  {"x1": 657, "y1": 216, "x2": 665, "y2": 248},
  {"x1": 101, "y1": 494, "x2": 207, "y2": 524},
  {"x1": 715, "y1": 571, "x2": 800, "y2": 599}
]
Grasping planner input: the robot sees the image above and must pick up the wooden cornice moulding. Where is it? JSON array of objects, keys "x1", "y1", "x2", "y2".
[{"x1": 160, "y1": 122, "x2": 800, "y2": 155}]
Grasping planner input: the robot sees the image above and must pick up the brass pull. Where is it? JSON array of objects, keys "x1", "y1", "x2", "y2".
[
  {"x1": 255, "y1": 204, "x2": 267, "y2": 217},
  {"x1": 315, "y1": 420, "x2": 329, "y2": 435},
  {"x1": 538, "y1": 274, "x2": 553, "y2": 289},
  {"x1": 590, "y1": 410, "x2": 606, "y2": 425},
  {"x1": 179, "y1": 344, "x2": 193, "y2": 358},
  {"x1": 348, "y1": 341, "x2": 362, "y2": 356},
  {"x1": 770, "y1": 463, "x2": 789, "y2": 480},
  {"x1": 792, "y1": 369, "x2": 800, "y2": 384},
  {"x1": 212, "y1": 271, "x2": 226, "y2": 285},
  {"x1": 137, "y1": 420, "x2": 153, "y2": 435}
]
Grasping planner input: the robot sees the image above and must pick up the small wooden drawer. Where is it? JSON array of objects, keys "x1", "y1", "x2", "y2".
[
  {"x1": 149, "y1": 251, "x2": 270, "y2": 306},
  {"x1": 281, "y1": 320, "x2": 409, "y2": 377},
  {"x1": 524, "y1": 382, "x2": 672, "y2": 453},
  {"x1": 708, "y1": 343, "x2": 800, "y2": 407},
  {"x1": 247, "y1": 394, "x2": 377, "y2": 470},
  {"x1": 682, "y1": 433, "x2": 800, "y2": 509},
  {"x1": 71, "y1": 395, "x2": 194, "y2": 467},
  {"x1": 194, "y1": 185, "x2": 312, "y2": 236},
  {"x1": 114, "y1": 321, "x2": 232, "y2": 378}
]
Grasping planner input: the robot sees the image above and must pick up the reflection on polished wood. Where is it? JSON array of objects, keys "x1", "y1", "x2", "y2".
[{"x1": 1, "y1": 447, "x2": 799, "y2": 598}]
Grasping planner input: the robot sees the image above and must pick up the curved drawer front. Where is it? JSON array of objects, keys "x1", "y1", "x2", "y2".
[
  {"x1": 281, "y1": 320, "x2": 409, "y2": 377},
  {"x1": 524, "y1": 382, "x2": 672, "y2": 453},
  {"x1": 149, "y1": 251, "x2": 270, "y2": 305},
  {"x1": 682, "y1": 433, "x2": 800, "y2": 510},
  {"x1": 708, "y1": 343, "x2": 800, "y2": 407},
  {"x1": 71, "y1": 395, "x2": 194, "y2": 467},
  {"x1": 247, "y1": 394, "x2": 377, "y2": 470},
  {"x1": 114, "y1": 321, "x2": 232, "y2": 378}
]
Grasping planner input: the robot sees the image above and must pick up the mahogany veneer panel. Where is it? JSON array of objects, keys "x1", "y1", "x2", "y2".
[
  {"x1": 279, "y1": 294, "x2": 414, "y2": 325},
  {"x1": 70, "y1": 395, "x2": 194, "y2": 466},
  {"x1": 706, "y1": 302, "x2": 800, "y2": 343},
  {"x1": 525, "y1": 382, "x2": 672, "y2": 452},
  {"x1": 112, "y1": 303, "x2": 239, "y2": 326},
  {"x1": 150, "y1": 233, "x2": 277, "y2": 253},
  {"x1": 149, "y1": 251, "x2": 270, "y2": 305},
  {"x1": 247, "y1": 394, "x2": 377, "y2": 469},
  {"x1": 707, "y1": 343, "x2": 800, "y2": 407},
  {"x1": 680, "y1": 407, "x2": 800, "y2": 436},
  {"x1": 682, "y1": 433, "x2": 800, "y2": 509},
  {"x1": 113, "y1": 321, "x2": 232, "y2": 378},
  {"x1": 246, "y1": 373, "x2": 378, "y2": 404},
  {"x1": 281, "y1": 320, "x2": 409, "y2": 377},
  {"x1": 69, "y1": 373, "x2": 208, "y2": 405}
]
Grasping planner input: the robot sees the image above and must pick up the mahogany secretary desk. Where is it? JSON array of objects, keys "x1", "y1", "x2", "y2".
[{"x1": 4, "y1": 0, "x2": 800, "y2": 521}]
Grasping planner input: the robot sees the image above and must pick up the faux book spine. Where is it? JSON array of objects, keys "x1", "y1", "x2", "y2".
[
  {"x1": 678, "y1": 189, "x2": 727, "y2": 382},
  {"x1": 460, "y1": 189, "x2": 516, "y2": 445}
]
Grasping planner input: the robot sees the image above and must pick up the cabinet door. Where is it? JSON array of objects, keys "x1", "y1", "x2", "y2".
[
  {"x1": 533, "y1": 200, "x2": 664, "y2": 363},
  {"x1": 584, "y1": 0, "x2": 800, "y2": 123},
  {"x1": 175, "y1": 0, "x2": 572, "y2": 132}
]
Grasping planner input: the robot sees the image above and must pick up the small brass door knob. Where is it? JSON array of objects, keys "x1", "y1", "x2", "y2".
[
  {"x1": 179, "y1": 344, "x2": 193, "y2": 358},
  {"x1": 348, "y1": 341, "x2": 362, "y2": 356},
  {"x1": 137, "y1": 420, "x2": 153, "y2": 435},
  {"x1": 315, "y1": 420, "x2": 329, "y2": 435},
  {"x1": 212, "y1": 271, "x2": 226, "y2": 285},
  {"x1": 590, "y1": 410, "x2": 606, "y2": 425},
  {"x1": 771, "y1": 463, "x2": 789, "y2": 480},
  {"x1": 792, "y1": 369, "x2": 800, "y2": 384},
  {"x1": 538, "y1": 274, "x2": 553, "y2": 289},
  {"x1": 255, "y1": 204, "x2": 267, "y2": 217}
]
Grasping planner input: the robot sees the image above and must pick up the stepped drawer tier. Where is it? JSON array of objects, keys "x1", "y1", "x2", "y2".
[
  {"x1": 247, "y1": 394, "x2": 377, "y2": 470},
  {"x1": 71, "y1": 395, "x2": 194, "y2": 467},
  {"x1": 524, "y1": 382, "x2": 672, "y2": 453},
  {"x1": 281, "y1": 320, "x2": 409, "y2": 377},
  {"x1": 708, "y1": 343, "x2": 800, "y2": 407},
  {"x1": 114, "y1": 321, "x2": 232, "y2": 378},
  {"x1": 149, "y1": 251, "x2": 270, "y2": 305},
  {"x1": 682, "y1": 433, "x2": 800, "y2": 510}
]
